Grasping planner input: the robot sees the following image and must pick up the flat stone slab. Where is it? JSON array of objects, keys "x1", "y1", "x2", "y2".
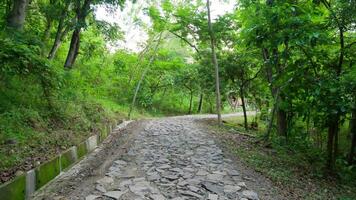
[
  {"x1": 85, "y1": 195, "x2": 99, "y2": 200},
  {"x1": 242, "y1": 190, "x2": 259, "y2": 200},
  {"x1": 104, "y1": 190, "x2": 127, "y2": 199}
]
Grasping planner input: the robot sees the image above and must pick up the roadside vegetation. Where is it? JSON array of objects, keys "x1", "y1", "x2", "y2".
[{"x1": 209, "y1": 116, "x2": 356, "y2": 199}]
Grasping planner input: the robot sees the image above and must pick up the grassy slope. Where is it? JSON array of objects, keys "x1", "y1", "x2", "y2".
[
  {"x1": 0, "y1": 98, "x2": 153, "y2": 183},
  {"x1": 209, "y1": 116, "x2": 356, "y2": 200}
]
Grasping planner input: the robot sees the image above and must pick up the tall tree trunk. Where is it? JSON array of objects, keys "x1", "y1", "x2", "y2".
[
  {"x1": 326, "y1": 116, "x2": 339, "y2": 170},
  {"x1": 48, "y1": 2, "x2": 70, "y2": 59},
  {"x1": 276, "y1": 108, "x2": 287, "y2": 137},
  {"x1": 128, "y1": 32, "x2": 163, "y2": 119},
  {"x1": 262, "y1": 48, "x2": 288, "y2": 137},
  {"x1": 188, "y1": 90, "x2": 193, "y2": 114},
  {"x1": 348, "y1": 108, "x2": 356, "y2": 165},
  {"x1": 48, "y1": 25, "x2": 70, "y2": 59},
  {"x1": 6, "y1": 0, "x2": 29, "y2": 30},
  {"x1": 197, "y1": 93, "x2": 203, "y2": 113},
  {"x1": 207, "y1": 0, "x2": 222, "y2": 125},
  {"x1": 43, "y1": 19, "x2": 52, "y2": 41},
  {"x1": 64, "y1": 28, "x2": 80, "y2": 68},
  {"x1": 63, "y1": 0, "x2": 91, "y2": 68},
  {"x1": 240, "y1": 85, "x2": 248, "y2": 130},
  {"x1": 265, "y1": 102, "x2": 277, "y2": 140}
]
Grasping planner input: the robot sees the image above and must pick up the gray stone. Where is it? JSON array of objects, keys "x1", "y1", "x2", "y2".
[
  {"x1": 237, "y1": 182, "x2": 247, "y2": 188},
  {"x1": 162, "y1": 173, "x2": 179, "y2": 181},
  {"x1": 187, "y1": 185, "x2": 200, "y2": 193},
  {"x1": 242, "y1": 190, "x2": 259, "y2": 200},
  {"x1": 133, "y1": 177, "x2": 145, "y2": 182},
  {"x1": 196, "y1": 170, "x2": 209, "y2": 176},
  {"x1": 224, "y1": 185, "x2": 241, "y2": 193},
  {"x1": 114, "y1": 160, "x2": 127, "y2": 165},
  {"x1": 96, "y1": 176, "x2": 114, "y2": 185},
  {"x1": 149, "y1": 194, "x2": 166, "y2": 200},
  {"x1": 85, "y1": 195, "x2": 99, "y2": 200},
  {"x1": 119, "y1": 179, "x2": 132, "y2": 187},
  {"x1": 95, "y1": 184, "x2": 106, "y2": 193},
  {"x1": 183, "y1": 167, "x2": 195, "y2": 173},
  {"x1": 158, "y1": 164, "x2": 171, "y2": 169},
  {"x1": 147, "y1": 173, "x2": 160, "y2": 181},
  {"x1": 201, "y1": 182, "x2": 224, "y2": 194},
  {"x1": 206, "y1": 174, "x2": 223, "y2": 183},
  {"x1": 178, "y1": 190, "x2": 203, "y2": 198},
  {"x1": 212, "y1": 171, "x2": 227, "y2": 176},
  {"x1": 228, "y1": 170, "x2": 240, "y2": 176},
  {"x1": 177, "y1": 180, "x2": 188, "y2": 187},
  {"x1": 129, "y1": 184, "x2": 151, "y2": 197},
  {"x1": 104, "y1": 190, "x2": 127, "y2": 199},
  {"x1": 208, "y1": 193, "x2": 219, "y2": 200},
  {"x1": 118, "y1": 172, "x2": 136, "y2": 178},
  {"x1": 243, "y1": 176, "x2": 254, "y2": 181}
]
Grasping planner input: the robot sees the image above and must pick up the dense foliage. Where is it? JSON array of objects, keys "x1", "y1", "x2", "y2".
[{"x1": 0, "y1": 0, "x2": 355, "y2": 196}]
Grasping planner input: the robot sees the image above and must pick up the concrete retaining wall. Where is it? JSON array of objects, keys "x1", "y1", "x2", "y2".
[{"x1": 0, "y1": 120, "x2": 130, "y2": 200}]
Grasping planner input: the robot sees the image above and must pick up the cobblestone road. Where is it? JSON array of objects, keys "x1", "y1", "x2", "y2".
[{"x1": 85, "y1": 118, "x2": 259, "y2": 200}]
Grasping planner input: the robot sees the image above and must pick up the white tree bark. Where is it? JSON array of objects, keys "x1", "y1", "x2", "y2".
[
  {"x1": 128, "y1": 32, "x2": 164, "y2": 119},
  {"x1": 206, "y1": 0, "x2": 222, "y2": 125}
]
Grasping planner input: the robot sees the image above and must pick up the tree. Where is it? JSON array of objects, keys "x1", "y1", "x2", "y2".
[
  {"x1": 128, "y1": 32, "x2": 164, "y2": 119},
  {"x1": 206, "y1": 0, "x2": 222, "y2": 125},
  {"x1": 63, "y1": 0, "x2": 127, "y2": 68},
  {"x1": 6, "y1": 0, "x2": 29, "y2": 30},
  {"x1": 221, "y1": 50, "x2": 262, "y2": 130},
  {"x1": 47, "y1": 0, "x2": 72, "y2": 59},
  {"x1": 64, "y1": 0, "x2": 91, "y2": 68}
]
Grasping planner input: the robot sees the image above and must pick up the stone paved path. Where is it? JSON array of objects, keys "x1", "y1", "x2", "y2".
[{"x1": 85, "y1": 118, "x2": 259, "y2": 200}]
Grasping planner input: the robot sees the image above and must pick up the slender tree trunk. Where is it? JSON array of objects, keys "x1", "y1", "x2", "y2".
[
  {"x1": 188, "y1": 90, "x2": 193, "y2": 114},
  {"x1": 197, "y1": 93, "x2": 204, "y2": 113},
  {"x1": 265, "y1": 100, "x2": 277, "y2": 140},
  {"x1": 48, "y1": 25, "x2": 69, "y2": 59},
  {"x1": 48, "y1": 2, "x2": 70, "y2": 59},
  {"x1": 262, "y1": 48, "x2": 288, "y2": 137},
  {"x1": 64, "y1": 28, "x2": 80, "y2": 68},
  {"x1": 43, "y1": 19, "x2": 52, "y2": 41},
  {"x1": 240, "y1": 85, "x2": 248, "y2": 130},
  {"x1": 63, "y1": 0, "x2": 91, "y2": 68},
  {"x1": 326, "y1": 116, "x2": 339, "y2": 170},
  {"x1": 128, "y1": 32, "x2": 163, "y2": 119},
  {"x1": 6, "y1": 0, "x2": 29, "y2": 30},
  {"x1": 264, "y1": 87, "x2": 280, "y2": 140},
  {"x1": 207, "y1": 0, "x2": 222, "y2": 125},
  {"x1": 348, "y1": 108, "x2": 356, "y2": 165},
  {"x1": 276, "y1": 108, "x2": 287, "y2": 137}
]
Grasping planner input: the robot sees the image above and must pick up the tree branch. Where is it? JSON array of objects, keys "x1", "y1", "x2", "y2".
[
  {"x1": 242, "y1": 66, "x2": 263, "y2": 86},
  {"x1": 169, "y1": 31, "x2": 201, "y2": 56}
]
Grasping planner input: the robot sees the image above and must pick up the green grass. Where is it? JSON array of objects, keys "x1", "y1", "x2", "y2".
[{"x1": 223, "y1": 114, "x2": 267, "y2": 135}]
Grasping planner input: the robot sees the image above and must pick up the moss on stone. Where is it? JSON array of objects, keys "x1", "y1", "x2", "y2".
[
  {"x1": 0, "y1": 174, "x2": 26, "y2": 200},
  {"x1": 99, "y1": 126, "x2": 108, "y2": 142},
  {"x1": 60, "y1": 149, "x2": 76, "y2": 171},
  {"x1": 35, "y1": 157, "x2": 60, "y2": 190},
  {"x1": 77, "y1": 141, "x2": 87, "y2": 159}
]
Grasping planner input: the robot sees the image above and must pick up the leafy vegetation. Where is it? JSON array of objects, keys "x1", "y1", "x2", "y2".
[
  {"x1": 0, "y1": 0, "x2": 355, "y2": 196},
  {"x1": 209, "y1": 116, "x2": 356, "y2": 199}
]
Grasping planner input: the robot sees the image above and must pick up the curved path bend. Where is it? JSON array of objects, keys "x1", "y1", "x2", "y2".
[{"x1": 34, "y1": 114, "x2": 277, "y2": 200}]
